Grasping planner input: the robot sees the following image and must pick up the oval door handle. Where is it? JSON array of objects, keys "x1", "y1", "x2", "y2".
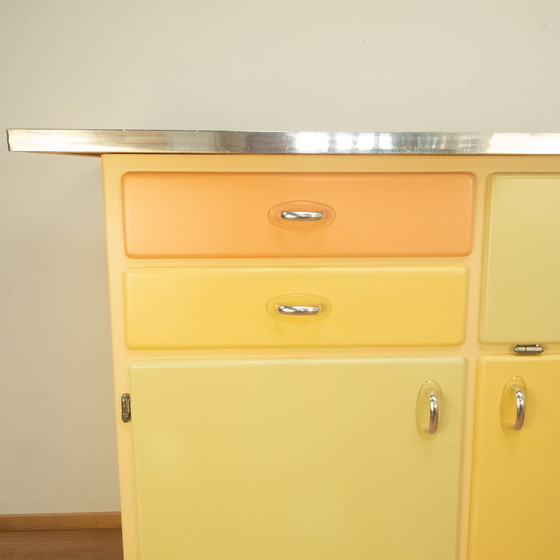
[
  {"x1": 501, "y1": 377, "x2": 526, "y2": 431},
  {"x1": 427, "y1": 391, "x2": 440, "y2": 434},
  {"x1": 276, "y1": 304, "x2": 321, "y2": 316},
  {"x1": 280, "y1": 211, "x2": 325, "y2": 221},
  {"x1": 416, "y1": 380, "x2": 442, "y2": 437}
]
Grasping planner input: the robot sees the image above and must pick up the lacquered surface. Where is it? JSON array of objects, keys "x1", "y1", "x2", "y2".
[
  {"x1": 469, "y1": 356, "x2": 560, "y2": 560},
  {"x1": 124, "y1": 266, "x2": 468, "y2": 349},
  {"x1": 481, "y1": 174, "x2": 560, "y2": 343},
  {"x1": 122, "y1": 172, "x2": 474, "y2": 258},
  {"x1": 131, "y1": 357, "x2": 465, "y2": 560},
  {"x1": 100, "y1": 153, "x2": 560, "y2": 560},
  {"x1": 8, "y1": 129, "x2": 560, "y2": 155}
]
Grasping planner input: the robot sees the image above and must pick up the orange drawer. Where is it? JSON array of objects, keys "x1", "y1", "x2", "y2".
[{"x1": 122, "y1": 172, "x2": 474, "y2": 258}]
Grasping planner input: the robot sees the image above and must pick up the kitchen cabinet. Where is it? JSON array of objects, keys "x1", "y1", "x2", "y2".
[
  {"x1": 106, "y1": 154, "x2": 473, "y2": 560},
  {"x1": 469, "y1": 172, "x2": 560, "y2": 558},
  {"x1": 8, "y1": 130, "x2": 560, "y2": 560}
]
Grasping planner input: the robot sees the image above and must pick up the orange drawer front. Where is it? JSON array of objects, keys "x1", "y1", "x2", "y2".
[{"x1": 122, "y1": 172, "x2": 474, "y2": 258}]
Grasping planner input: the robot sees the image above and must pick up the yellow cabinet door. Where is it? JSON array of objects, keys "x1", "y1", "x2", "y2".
[
  {"x1": 469, "y1": 356, "x2": 560, "y2": 560},
  {"x1": 481, "y1": 174, "x2": 560, "y2": 343},
  {"x1": 130, "y1": 357, "x2": 466, "y2": 560},
  {"x1": 124, "y1": 266, "x2": 467, "y2": 349}
]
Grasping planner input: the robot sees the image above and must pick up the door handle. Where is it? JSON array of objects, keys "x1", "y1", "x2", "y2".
[
  {"x1": 416, "y1": 380, "x2": 442, "y2": 437},
  {"x1": 501, "y1": 377, "x2": 526, "y2": 431}
]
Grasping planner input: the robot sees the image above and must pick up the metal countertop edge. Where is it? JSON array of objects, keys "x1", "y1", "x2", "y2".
[{"x1": 7, "y1": 129, "x2": 560, "y2": 155}]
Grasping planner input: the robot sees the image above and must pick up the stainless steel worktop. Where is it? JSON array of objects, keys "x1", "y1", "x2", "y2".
[{"x1": 7, "y1": 129, "x2": 560, "y2": 156}]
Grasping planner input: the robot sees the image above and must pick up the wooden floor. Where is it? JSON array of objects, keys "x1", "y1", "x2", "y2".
[{"x1": 0, "y1": 529, "x2": 123, "y2": 559}]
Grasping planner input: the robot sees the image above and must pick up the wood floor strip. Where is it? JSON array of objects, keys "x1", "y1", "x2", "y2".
[
  {"x1": 0, "y1": 529, "x2": 123, "y2": 560},
  {"x1": 0, "y1": 512, "x2": 121, "y2": 532}
]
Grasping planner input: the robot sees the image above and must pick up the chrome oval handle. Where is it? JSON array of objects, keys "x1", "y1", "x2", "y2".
[
  {"x1": 428, "y1": 391, "x2": 440, "y2": 435},
  {"x1": 512, "y1": 387, "x2": 526, "y2": 430},
  {"x1": 501, "y1": 377, "x2": 526, "y2": 431},
  {"x1": 276, "y1": 304, "x2": 321, "y2": 316},
  {"x1": 280, "y1": 211, "x2": 325, "y2": 221},
  {"x1": 417, "y1": 380, "x2": 442, "y2": 437}
]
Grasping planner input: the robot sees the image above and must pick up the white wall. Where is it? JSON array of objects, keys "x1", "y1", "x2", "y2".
[{"x1": 1, "y1": 0, "x2": 560, "y2": 514}]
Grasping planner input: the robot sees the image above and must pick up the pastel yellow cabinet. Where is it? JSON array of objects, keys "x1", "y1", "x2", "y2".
[
  {"x1": 468, "y1": 355, "x2": 560, "y2": 559},
  {"x1": 130, "y1": 357, "x2": 466, "y2": 560},
  {"x1": 481, "y1": 174, "x2": 560, "y2": 343}
]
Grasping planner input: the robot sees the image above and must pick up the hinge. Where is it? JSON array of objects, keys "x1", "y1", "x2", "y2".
[
  {"x1": 121, "y1": 393, "x2": 131, "y2": 423},
  {"x1": 513, "y1": 344, "x2": 544, "y2": 355}
]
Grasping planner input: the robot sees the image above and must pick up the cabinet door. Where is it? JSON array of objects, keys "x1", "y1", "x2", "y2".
[
  {"x1": 481, "y1": 174, "x2": 560, "y2": 343},
  {"x1": 469, "y1": 356, "x2": 560, "y2": 560},
  {"x1": 129, "y1": 357, "x2": 465, "y2": 560}
]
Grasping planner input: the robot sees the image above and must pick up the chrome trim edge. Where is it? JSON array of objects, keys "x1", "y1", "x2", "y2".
[{"x1": 7, "y1": 129, "x2": 560, "y2": 155}]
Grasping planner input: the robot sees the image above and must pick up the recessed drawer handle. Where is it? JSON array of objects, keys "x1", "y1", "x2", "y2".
[
  {"x1": 501, "y1": 377, "x2": 526, "y2": 431},
  {"x1": 276, "y1": 304, "x2": 321, "y2": 315},
  {"x1": 280, "y1": 211, "x2": 325, "y2": 221}
]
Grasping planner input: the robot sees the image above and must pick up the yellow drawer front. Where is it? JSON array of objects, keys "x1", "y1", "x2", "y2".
[
  {"x1": 130, "y1": 357, "x2": 466, "y2": 560},
  {"x1": 481, "y1": 174, "x2": 560, "y2": 343},
  {"x1": 469, "y1": 356, "x2": 560, "y2": 560},
  {"x1": 124, "y1": 266, "x2": 467, "y2": 349}
]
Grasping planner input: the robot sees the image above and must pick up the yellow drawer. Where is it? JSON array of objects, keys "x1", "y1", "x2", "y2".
[
  {"x1": 124, "y1": 266, "x2": 468, "y2": 349},
  {"x1": 122, "y1": 172, "x2": 474, "y2": 258}
]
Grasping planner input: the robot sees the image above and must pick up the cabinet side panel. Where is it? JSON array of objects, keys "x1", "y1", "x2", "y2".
[{"x1": 101, "y1": 156, "x2": 140, "y2": 560}]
